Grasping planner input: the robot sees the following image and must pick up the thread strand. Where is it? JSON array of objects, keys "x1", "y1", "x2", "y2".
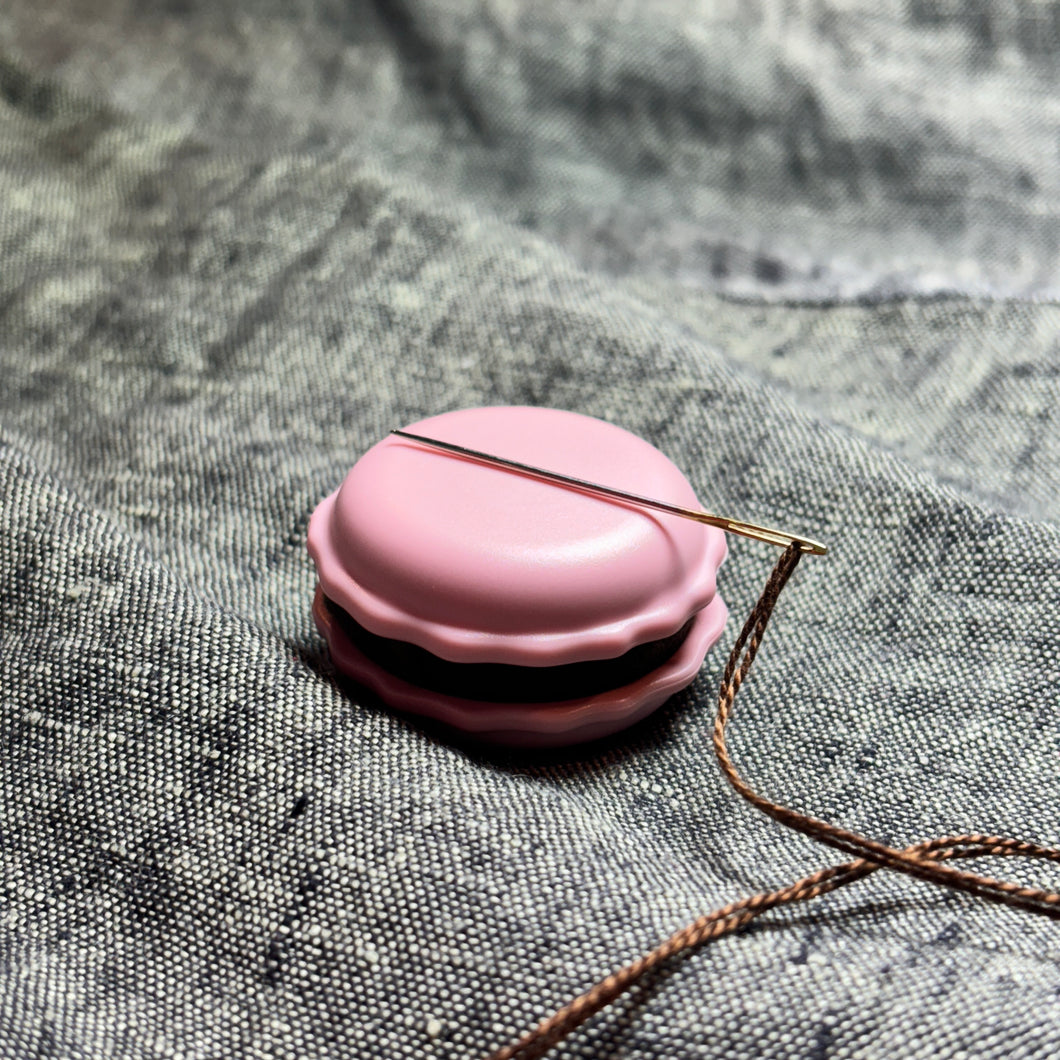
[{"x1": 484, "y1": 544, "x2": 1060, "y2": 1060}]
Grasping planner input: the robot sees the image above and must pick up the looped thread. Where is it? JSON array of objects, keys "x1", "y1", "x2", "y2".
[{"x1": 485, "y1": 544, "x2": 1060, "y2": 1060}]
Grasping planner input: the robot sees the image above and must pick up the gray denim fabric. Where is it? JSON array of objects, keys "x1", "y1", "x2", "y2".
[{"x1": 2, "y1": 3, "x2": 1059, "y2": 1058}]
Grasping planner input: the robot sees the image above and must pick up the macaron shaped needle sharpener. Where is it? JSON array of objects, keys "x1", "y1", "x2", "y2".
[{"x1": 308, "y1": 406, "x2": 729, "y2": 747}]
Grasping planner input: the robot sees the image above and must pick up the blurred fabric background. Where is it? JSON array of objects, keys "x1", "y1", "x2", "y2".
[{"x1": 2, "y1": 3, "x2": 1059, "y2": 1058}]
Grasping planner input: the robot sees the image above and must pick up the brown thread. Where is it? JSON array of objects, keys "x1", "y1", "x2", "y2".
[{"x1": 484, "y1": 543, "x2": 1060, "y2": 1060}]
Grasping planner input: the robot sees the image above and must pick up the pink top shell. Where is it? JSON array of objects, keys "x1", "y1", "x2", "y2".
[{"x1": 307, "y1": 406, "x2": 726, "y2": 666}]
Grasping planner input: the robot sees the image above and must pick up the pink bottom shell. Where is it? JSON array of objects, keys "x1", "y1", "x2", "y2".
[{"x1": 313, "y1": 586, "x2": 728, "y2": 748}]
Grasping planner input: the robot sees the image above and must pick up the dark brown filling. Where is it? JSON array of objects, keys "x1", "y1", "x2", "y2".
[{"x1": 324, "y1": 596, "x2": 694, "y2": 703}]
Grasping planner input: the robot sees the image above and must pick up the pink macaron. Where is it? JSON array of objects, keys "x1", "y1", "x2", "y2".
[{"x1": 307, "y1": 406, "x2": 728, "y2": 747}]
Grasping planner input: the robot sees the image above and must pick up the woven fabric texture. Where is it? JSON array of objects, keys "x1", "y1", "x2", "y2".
[{"x1": 2, "y1": 3, "x2": 1059, "y2": 1058}]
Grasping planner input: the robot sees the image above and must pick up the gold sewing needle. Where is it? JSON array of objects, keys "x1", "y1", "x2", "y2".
[{"x1": 390, "y1": 429, "x2": 828, "y2": 556}]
